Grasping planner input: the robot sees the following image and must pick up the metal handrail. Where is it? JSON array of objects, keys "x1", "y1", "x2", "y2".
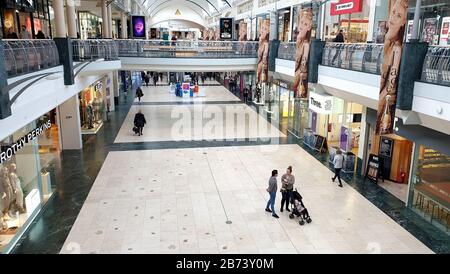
[
  {"x1": 277, "y1": 42, "x2": 296, "y2": 61},
  {"x1": 3, "y1": 39, "x2": 60, "y2": 78},
  {"x1": 72, "y1": 39, "x2": 119, "y2": 61},
  {"x1": 114, "y1": 39, "x2": 259, "y2": 58},
  {"x1": 421, "y1": 46, "x2": 450, "y2": 86},
  {"x1": 321, "y1": 42, "x2": 384, "y2": 75}
]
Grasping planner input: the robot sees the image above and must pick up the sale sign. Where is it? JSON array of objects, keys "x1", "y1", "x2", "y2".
[{"x1": 330, "y1": 0, "x2": 363, "y2": 16}]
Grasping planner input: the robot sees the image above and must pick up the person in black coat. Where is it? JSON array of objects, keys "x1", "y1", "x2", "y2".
[
  {"x1": 332, "y1": 30, "x2": 345, "y2": 65},
  {"x1": 135, "y1": 86, "x2": 144, "y2": 102},
  {"x1": 134, "y1": 110, "x2": 147, "y2": 136}
]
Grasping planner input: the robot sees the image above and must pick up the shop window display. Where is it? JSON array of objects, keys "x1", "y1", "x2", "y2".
[
  {"x1": 0, "y1": 119, "x2": 54, "y2": 253},
  {"x1": 79, "y1": 81, "x2": 106, "y2": 134},
  {"x1": 410, "y1": 146, "x2": 450, "y2": 232}
]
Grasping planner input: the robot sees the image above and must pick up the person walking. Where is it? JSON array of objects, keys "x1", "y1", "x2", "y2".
[
  {"x1": 243, "y1": 86, "x2": 249, "y2": 103},
  {"x1": 265, "y1": 170, "x2": 279, "y2": 219},
  {"x1": 280, "y1": 166, "x2": 295, "y2": 212},
  {"x1": 153, "y1": 73, "x2": 158, "y2": 86},
  {"x1": 332, "y1": 149, "x2": 344, "y2": 187},
  {"x1": 332, "y1": 30, "x2": 345, "y2": 65},
  {"x1": 135, "y1": 86, "x2": 144, "y2": 102},
  {"x1": 134, "y1": 110, "x2": 147, "y2": 136},
  {"x1": 144, "y1": 73, "x2": 150, "y2": 86}
]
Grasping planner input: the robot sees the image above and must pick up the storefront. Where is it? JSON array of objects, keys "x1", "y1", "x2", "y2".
[
  {"x1": 303, "y1": 91, "x2": 364, "y2": 172},
  {"x1": 1, "y1": 0, "x2": 52, "y2": 39},
  {"x1": 78, "y1": 11, "x2": 101, "y2": 39},
  {"x1": 79, "y1": 78, "x2": 108, "y2": 134},
  {"x1": 278, "y1": 8, "x2": 291, "y2": 42},
  {"x1": 323, "y1": 0, "x2": 370, "y2": 42},
  {"x1": 0, "y1": 116, "x2": 57, "y2": 253}
]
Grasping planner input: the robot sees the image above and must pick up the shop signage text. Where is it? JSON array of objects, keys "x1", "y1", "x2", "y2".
[
  {"x1": 330, "y1": 0, "x2": 362, "y2": 16},
  {"x1": 0, "y1": 120, "x2": 51, "y2": 164},
  {"x1": 308, "y1": 92, "x2": 333, "y2": 114}
]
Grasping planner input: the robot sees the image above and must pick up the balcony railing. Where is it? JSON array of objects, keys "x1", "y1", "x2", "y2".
[
  {"x1": 421, "y1": 46, "x2": 450, "y2": 86},
  {"x1": 277, "y1": 42, "x2": 295, "y2": 61},
  {"x1": 72, "y1": 39, "x2": 119, "y2": 61},
  {"x1": 115, "y1": 39, "x2": 259, "y2": 58},
  {"x1": 321, "y1": 43, "x2": 384, "y2": 75},
  {"x1": 3, "y1": 39, "x2": 60, "y2": 78}
]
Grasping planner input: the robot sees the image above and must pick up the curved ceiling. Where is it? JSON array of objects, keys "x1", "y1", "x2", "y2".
[{"x1": 139, "y1": 0, "x2": 231, "y2": 17}]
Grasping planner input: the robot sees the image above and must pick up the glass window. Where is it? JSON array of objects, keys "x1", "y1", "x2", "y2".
[{"x1": 0, "y1": 122, "x2": 42, "y2": 253}]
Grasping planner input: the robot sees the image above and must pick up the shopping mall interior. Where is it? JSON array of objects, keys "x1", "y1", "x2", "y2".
[{"x1": 0, "y1": 0, "x2": 449, "y2": 255}]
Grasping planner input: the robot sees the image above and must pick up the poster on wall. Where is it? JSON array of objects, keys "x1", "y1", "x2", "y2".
[
  {"x1": 150, "y1": 28, "x2": 157, "y2": 39},
  {"x1": 339, "y1": 126, "x2": 350, "y2": 152},
  {"x1": 239, "y1": 22, "x2": 248, "y2": 41},
  {"x1": 406, "y1": 20, "x2": 414, "y2": 41},
  {"x1": 439, "y1": 17, "x2": 450, "y2": 45},
  {"x1": 293, "y1": 8, "x2": 312, "y2": 98},
  {"x1": 375, "y1": 0, "x2": 408, "y2": 135},
  {"x1": 131, "y1": 15, "x2": 146, "y2": 38},
  {"x1": 379, "y1": 137, "x2": 394, "y2": 158},
  {"x1": 422, "y1": 18, "x2": 437, "y2": 44},
  {"x1": 257, "y1": 19, "x2": 270, "y2": 84},
  {"x1": 220, "y1": 18, "x2": 233, "y2": 40}
]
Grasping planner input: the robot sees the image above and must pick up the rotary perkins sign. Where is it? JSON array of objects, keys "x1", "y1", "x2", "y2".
[
  {"x1": 330, "y1": 0, "x2": 363, "y2": 16},
  {"x1": 0, "y1": 120, "x2": 51, "y2": 164}
]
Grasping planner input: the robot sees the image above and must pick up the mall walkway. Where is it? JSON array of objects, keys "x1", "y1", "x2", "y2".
[{"x1": 40, "y1": 82, "x2": 437, "y2": 254}]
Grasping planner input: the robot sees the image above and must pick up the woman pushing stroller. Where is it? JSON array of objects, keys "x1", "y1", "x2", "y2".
[{"x1": 280, "y1": 166, "x2": 295, "y2": 213}]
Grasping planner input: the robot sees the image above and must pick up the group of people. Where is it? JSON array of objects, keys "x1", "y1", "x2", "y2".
[
  {"x1": 6, "y1": 26, "x2": 47, "y2": 39},
  {"x1": 265, "y1": 166, "x2": 296, "y2": 219},
  {"x1": 141, "y1": 71, "x2": 164, "y2": 87},
  {"x1": 265, "y1": 153, "x2": 344, "y2": 219}
]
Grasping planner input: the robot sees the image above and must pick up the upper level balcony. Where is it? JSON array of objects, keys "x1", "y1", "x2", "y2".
[{"x1": 3, "y1": 39, "x2": 60, "y2": 78}]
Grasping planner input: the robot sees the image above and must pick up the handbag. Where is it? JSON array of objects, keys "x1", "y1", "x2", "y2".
[{"x1": 132, "y1": 126, "x2": 139, "y2": 134}]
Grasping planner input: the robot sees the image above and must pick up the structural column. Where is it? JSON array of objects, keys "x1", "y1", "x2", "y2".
[
  {"x1": 121, "y1": 12, "x2": 128, "y2": 39},
  {"x1": 107, "y1": 3, "x2": 113, "y2": 38},
  {"x1": 102, "y1": 0, "x2": 108, "y2": 38},
  {"x1": 53, "y1": 0, "x2": 67, "y2": 37},
  {"x1": 66, "y1": 0, "x2": 78, "y2": 38},
  {"x1": 411, "y1": 0, "x2": 422, "y2": 40},
  {"x1": 57, "y1": 95, "x2": 83, "y2": 150}
]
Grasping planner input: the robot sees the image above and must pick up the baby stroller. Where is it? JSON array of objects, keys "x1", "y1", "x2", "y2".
[{"x1": 289, "y1": 189, "x2": 312, "y2": 225}]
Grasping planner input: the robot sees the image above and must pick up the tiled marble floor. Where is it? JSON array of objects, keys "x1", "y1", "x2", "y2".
[
  {"x1": 114, "y1": 104, "x2": 285, "y2": 143},
  {"x1": 61, "y1": 145, "x2": 433, "y2": 254},
  {"x1": 134, "y1": 84, "x2": 240, "y2": 103}
]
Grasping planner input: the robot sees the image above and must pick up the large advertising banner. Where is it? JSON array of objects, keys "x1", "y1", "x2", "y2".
[
  {"x1": 239, "y1": 22, "x2": 248, "y2": 41},
  {"x1": 208, "y1": 29, "x2": 215, "y2": 41},
  {"x1": 375, "y1": 0, "x2": 408, "y2": 135},
  {"x1": 293, "y1": 8, "x2": 313, "y2": 98},
  {"x1": 131, "y1": 15, "x2": 146, "y2": 38},
  {"x1": 220, "y1": 18, "x2": 233, "y2": 40},
  {"x1": 330, "y1": 0, "x2": 363, "y2": 16},
  {"x1": 257, "y1": 19, "x2": 270, "y2": 83}
]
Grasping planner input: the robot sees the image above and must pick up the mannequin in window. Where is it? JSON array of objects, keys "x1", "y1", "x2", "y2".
[
  {"x1": 87, "y1": 103, "x2": 94, "y2": 129},
  {"x1": 0, "y1": 167, "x2": 14, "y2": 220},
  {"x1": 9, "y1": 164, "x2": 24, "y2": 213}
]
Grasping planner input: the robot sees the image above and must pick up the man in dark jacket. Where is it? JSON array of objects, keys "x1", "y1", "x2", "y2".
[
  {"x1": 332, "y1": 30, "x2": 345, "y2": 65},
  {"x1": 136, "y1": 86, "x2": 144, "y2": 102},
  {"x1": 134, "y1": 110, "x2": 147, "y2": 136}
]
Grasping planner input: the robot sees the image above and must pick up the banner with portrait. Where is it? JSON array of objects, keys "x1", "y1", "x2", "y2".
[
  {"x1": 220, "y1": 18, "x2": 233, "y2": 40},
  {"x1": 238, "y1": 22, "x2": 247, "y2": 41},
  {"x1": 293, "y1": 8, "x2": 312, "y2": 98},
  {"x1": 131, "y1": 15, "x2": 146, "y2": 39},
  {"x1": 257, "y1": 19, "x2": 270, "y2": 83},
  {"x1": 375, "y1": 0, "x2": 408, "y2": 135}
]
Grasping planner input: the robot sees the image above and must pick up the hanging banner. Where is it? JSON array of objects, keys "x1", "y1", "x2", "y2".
[
  {"x1": 293, "y1": 8, "x2": 313, "y2": 98},
  {"x1": 208, "y1": 29, "x2": 215, "y2": 41},
  {"x1": 375, "y1": 0, "x2": 408, "y2": 135},
  {"x1": 239, "y1": 22, "x2": 247, "y2": 41},
  {"x1": 257, "y1": 19, "x2": 270, "y2": 83}
]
